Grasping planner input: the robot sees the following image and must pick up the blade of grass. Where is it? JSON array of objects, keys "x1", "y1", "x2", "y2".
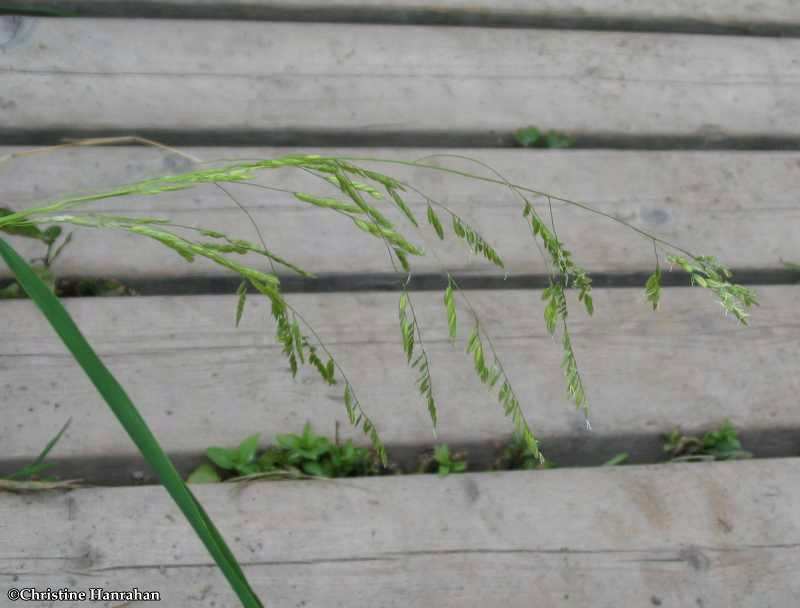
[
  {"x1": 0, "y1": 236, "x2": 264, "y2": 608},
  {"x1": 7, "y1": 417, "x2": 71, "y2": 480}
]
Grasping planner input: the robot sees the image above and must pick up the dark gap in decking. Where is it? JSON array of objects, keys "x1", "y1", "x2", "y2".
[
  {"x1": 2, "y1": 3, "x2": 800, "y2": 38},
  {"x1": 0, "y1": 427, "x2": 796, "y2": 486},
  {"x1": 3, "y1": 268, "x2": 794, "y2": 298},
  {"x1": 4, "y1": 129, "x2": 800, "y2": 151}
]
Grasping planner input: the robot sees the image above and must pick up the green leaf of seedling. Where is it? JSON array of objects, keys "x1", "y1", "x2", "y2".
[
  {"x1": 206, "y1": 447, "x2": 238, "y2": 471},
  {"x1": 276, "y1": 434, "x2": 299, "y2": 451},
  {"x1": 430, "y1": 444, "x2": 466, "y2": 476},
  {"x1": 238, "y1": 434, "x2": 260, "y2": 465},
  {"x1": 42, "y1": 226, "x2": 62, "y2": 245},
  {"x1": 302, "y1": 461, "x2": 326, "y2": 477},
  {"x1": 256, "y1": 448, "x2": 285, "y2": 472},
  {"x1": 514, "y1": 127, "x2": 542, "y2": 147},
  {"x1": 603, "y1": 453, "x2": 629, "y2": 466},
  {"x1": 187, "y1": 464, "x2": 222, "y2": 484},
  {"x1": 515, "y1": 127, "x2": 574, "y2": 148},
  {"x1": 0, "y1": 209, "x2": 46, "y2": 240},
  {"x1": 544, "y1": 131, "x2": 575, "y2": 149},
  {"x1": 238, "y1": 463, "x2": 261, "y2": 476}
]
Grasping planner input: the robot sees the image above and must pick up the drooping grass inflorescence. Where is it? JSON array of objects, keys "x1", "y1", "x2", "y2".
[
  {"x1": 0, "y1": 141, "x2": 762, "y2": 608},
  {"x1": 0, "y1": 147, "x2": 758, "y2": 463}
]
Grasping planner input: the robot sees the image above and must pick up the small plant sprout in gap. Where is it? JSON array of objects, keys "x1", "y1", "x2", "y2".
[
  {"x1": 663, "y1": 421, "x2": 752, "y2": 463},
  {"x1": 188, "y1": 423, "x2": 382, "y2": 483},
  {"x1": 0, "y1": 141, "x2": 759, "y2": 608},
  {"x1": 0, "y1": 209, "x2": 134, "y2": 299},
  {"x1": 419, "y1": 444, "x2": 467, "y2": 477},
  {"x1": 0, "y1": 211, "x2": 70, "y2": 298},
  {"x1": 514, "y1": 126, "x2": 576, "y2": 149},
  {"x1": 0, "y1": 419, "x2": 80, "y2": 492},
  {"x1": 494, "y1": 431, "x2": 556, "y2": 470}
]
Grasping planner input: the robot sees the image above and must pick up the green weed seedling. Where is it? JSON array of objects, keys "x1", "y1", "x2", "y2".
[
  {"x1": 419, "y1": 444, "x2": 467, "y2": 477},
  {"x1": 189, "y1": 424, "x2": 381, "y2": 482},
  {"x1": 206, "y1": 433, "x2": 262, "y2": 477},
  {"x1": 273, "y1": 423, "x2": 333, "y2": 476},
  {"x1": 267, "y1": 423, "x2": 379, "y2": 478},
  {"x1": 603, "y1": 453, "x2": 629, "y2": 466},
  {"x1": 3, "y1": 418, "x2": 70, "y2": 481},
  {"x1": 186, "y1": 463, "x2": 222, "y2": 484},
  {"x1": 0, "y1": 209, "x2": 134, "y2": 298},
  {"x1": 0, "y1": 211, "x2": 68, "y2": 298},
  {"x1": 514, "y1": 127, "x2": 575, "y2": 149},
  {"x1": 663, "y1": 421, "x2": 752, "y2": 462},
  {"x1": 67, "y1": 278, "x2": 134, "y2": 297},
  {"x1": 325, "y1": 439, "x2": 380, "y2": 477},
  {"x1": 0, "y1": 419, "x2": 81, "y2": 492},
  {"x1": 494, "y1": 432, "x2": 555, "y2": 470}
]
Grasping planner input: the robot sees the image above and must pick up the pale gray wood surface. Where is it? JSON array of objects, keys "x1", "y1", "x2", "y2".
[
  {"x1": 2, "y1": 19, "x2": 800, "y2": 137},
  {"x1": 5, "y1": 0, "x2": 800, "y2": 30},
  {"x1": 1, "y1": 287, "x2": 797, "y2": 467},
  {"x1": 2, "y1": 147, "x2": 798, "y2": 278},
  {"x1": 2, "y1": 460, "x2": 799, "y2": 606}
]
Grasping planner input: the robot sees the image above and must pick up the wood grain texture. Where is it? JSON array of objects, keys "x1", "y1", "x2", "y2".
[
  {"x1": 2, "y1": 146, "x2": 798, "y2": 278},
  {"x1": 2, "y1": 19, "x2": 800, "y2": 137},
  {"x1": 2, "y1": 460, "x2": 799, "y2": 606},
  {"x1": 1, "y1": 287, "x2": 797, "y2": 467}
]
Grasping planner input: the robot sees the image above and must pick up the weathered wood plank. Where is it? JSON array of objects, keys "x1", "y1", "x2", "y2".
[
  {"x1": 2, "y1": 460, "x2": 799, "y2": 606},
  {"x1": 2, "y1": 147, "x2": 798, "y2": 279},
  {"x1": 2, "y1": 19, "x2": 799, "y2": 138},
  {"x1": 5, "y1": 1, "x2": 800, "y2": 33},
  {"x1": 1, "y1": 287, "x2": 797, "y2": 470}
]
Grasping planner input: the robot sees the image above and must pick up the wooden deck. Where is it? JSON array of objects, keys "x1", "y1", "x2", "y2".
[
  {"x1": 2, "y1": 147, "x2": 799, "y2": 279},
  {"x1": 1, "y1": 2, "x2": 798, "y2": 606},
  {"x1": 3, "y1": 460, "x2": 800, "y2": 607},
  {"x1": 4, "y1": 1, "x2": 800, "y2": 32},
  {"x1": 2, "y1": 287, "x2": 799, "y2": 481},
  {"x1": 3, "y1": 19, "x2": 800, "y2": 141}
]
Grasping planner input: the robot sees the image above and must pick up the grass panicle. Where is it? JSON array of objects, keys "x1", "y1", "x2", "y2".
[
  {"x1": 667, "y1": 255, "x2": 758, "y2": 324},
  {"x1": 0, "y1": 143, "x2": 759, "y2": 608}
]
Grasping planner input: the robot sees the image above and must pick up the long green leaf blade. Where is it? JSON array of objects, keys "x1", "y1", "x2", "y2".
[{"x1": 0, "y1": 237, "x2": 263, "y2": 608}]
